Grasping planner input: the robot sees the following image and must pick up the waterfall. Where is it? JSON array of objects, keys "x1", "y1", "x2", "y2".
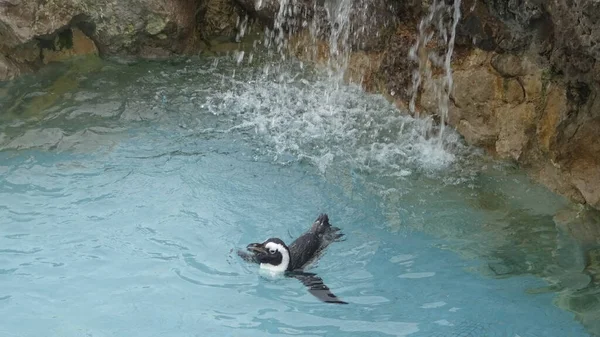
[
  {"x1": 409, "y1": 0, "x2": 462, "y2": 141},
  {"x1": 238, "y1": 0, "x2": 463, "y2": 140},
  {"x1": 228, "y1": 0, "x2": 466, "y2": 172}
]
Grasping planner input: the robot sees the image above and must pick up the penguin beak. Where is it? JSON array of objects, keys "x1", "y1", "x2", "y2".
[{"x1": 247, "y1": 243, "x2": 266, "y2": 254}]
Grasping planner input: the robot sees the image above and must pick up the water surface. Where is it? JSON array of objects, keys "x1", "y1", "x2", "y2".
[{"x1": 0, "y1": 56, "x2": 596, "y2": 336}]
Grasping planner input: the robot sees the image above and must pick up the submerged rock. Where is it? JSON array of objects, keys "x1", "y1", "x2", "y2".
[{"x1": 0, "y1": 53, "x2": 21, "y2": 80}]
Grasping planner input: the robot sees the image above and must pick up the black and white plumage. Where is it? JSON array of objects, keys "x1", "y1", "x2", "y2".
[{"x1": 238, "y1": 213, "x2": 347, "y2": 304}]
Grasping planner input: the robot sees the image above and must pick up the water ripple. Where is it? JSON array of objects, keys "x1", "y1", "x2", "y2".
[
  {"x1": 0, "y1": 57, "x2": 591, "y2": 337},
  {"x1": 0, "y1": 248, "x2": 42, "y2": 255},
  {"x1": 258, "y1": 311, "x2": 420, "y2": 337},
  {"x1": 183, "y1": 253, "x2": 239, "y2": 277}
]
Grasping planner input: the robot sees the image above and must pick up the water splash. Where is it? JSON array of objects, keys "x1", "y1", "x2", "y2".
[
  {"x1": 202, "y1": 63, "x2": 472, "y2": 175},
  {"x1": 229, "y1": 0, "x2": 470, "y2": 175}
]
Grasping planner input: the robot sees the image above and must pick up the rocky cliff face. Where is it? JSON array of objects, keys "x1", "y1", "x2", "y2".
[
  {"x1": 447, "y1": 0, "x2": 600, "y2": 211},
  {"x1": 1, "y1": 0, "x2": 599, "y2": 212},
  {"x1": 0, "y1": 0, "x2": 241, "y2": 80}
]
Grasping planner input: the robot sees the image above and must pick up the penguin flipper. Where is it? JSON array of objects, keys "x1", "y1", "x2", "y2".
[{"x1": 288, "y1": 271, "x2": 348, "y2": 304}]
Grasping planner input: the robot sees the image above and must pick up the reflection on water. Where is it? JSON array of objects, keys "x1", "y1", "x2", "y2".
[{"x1": 0, "y1": 55, "x2": 599, "y2": 336}]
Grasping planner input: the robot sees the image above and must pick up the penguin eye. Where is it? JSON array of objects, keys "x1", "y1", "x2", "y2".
[{"x1": 269, "y1": 248, "x2": 276, "y2": 254}]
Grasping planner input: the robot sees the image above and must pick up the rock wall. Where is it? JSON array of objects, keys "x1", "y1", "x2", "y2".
[
  {"x1": 447, "y1": 0, "x2": 600, "y2": 211},
  {"x1": 0, "y1": 0, "x2": 242, "y2": 80},
  {"x1": 1, "y1": 0, "x2": 599, "y2": 212}
]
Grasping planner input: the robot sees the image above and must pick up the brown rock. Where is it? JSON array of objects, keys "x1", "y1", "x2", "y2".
[
  {"x1": 0, "y1": 0, "x2": 208, "y2": 71},
  {"x1": 345, "y1": 51, "x2": 383, "y2": 90},
  {"x1": 378, "y1": 25, "x2": 418, "y2": 103},
  {"x1": 139, "y1": 45, "x2": 173, "y2": 60},
  {"x1": 522, "y1": 72, "x2": 544, "y2": 102},
  {"x1": 537, "y1": 84, "x2": 567, "y2": 153},
  {"x1": 554, "y1": 206, "x2": 600, "y2": 247},
  {"x1": 42, "y1": 28, "x2": 98, "y2": 64},
  {"x1": 452, "y1": 68, "x2": 499, "y2": 107},
  {"x1": 502, "y1": 78, "x2": 525, "y2": 104},
  {"x1": 202, "y1": 0, "x2": 240, "y2": 37},
  {"x1": 456, "y1": 119, "x2": 498, "y2": 147},
  {"x1": 419, "y1": 77, "x2": 444, "y2": 113},
  {"x1": 491, "y1": 54, "x2": 526, "y2": 77},
  {"x1": 495, "y1": 103, "x2": 536, "y2": 160},
  {"x1": 563, "y1": 115, "x2": 600, "y2": 209},
  {"x1": 0, "y1": 53, "x2": 20, "y2": 80},
  {"x1": 9, "y1": 41, "x2": 41, "y2": 64},
  {"x1": 0, "y1": 1, "x2": 73, "y2": 48},
  {"x1": 571, "y1": 159, "x2": 600, "y2": 209},
  {"x1": 453, "y1": 48, "x2": 491, "y2": 70},
  {"x1": 534, "y1": 162, "x2": 586, "y2": 204}
]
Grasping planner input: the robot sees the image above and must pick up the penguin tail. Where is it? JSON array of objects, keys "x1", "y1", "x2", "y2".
[
  {"x1": 312, "y1": 213, "x2": 344, "y2": 241},
  {"x1": 311, "y1": 213, "x2": 330, "y2": 233}
]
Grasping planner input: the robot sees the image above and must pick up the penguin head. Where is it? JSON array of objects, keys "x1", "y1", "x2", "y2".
[{"x1": 246, "y1": 238, "x2": 290, "y2": 272}]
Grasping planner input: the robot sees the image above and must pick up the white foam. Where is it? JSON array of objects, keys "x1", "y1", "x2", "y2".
[{"x1": 204, "y1": 71, "x2": 472, "y2": 178}]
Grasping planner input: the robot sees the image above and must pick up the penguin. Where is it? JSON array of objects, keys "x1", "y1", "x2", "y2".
[{"x1": 238, "y1": 213, "x2": 347, "y2": 304}]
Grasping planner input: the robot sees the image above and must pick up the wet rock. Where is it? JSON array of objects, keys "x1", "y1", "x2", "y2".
[
  {"x1": 234, "y1": 0, "x2": 282, "y2": 27},
  {"x1": 347, "y1": 0, "x2": 398, "y2": 51},
  {"x1": 521, "y1": 72, "x2": 544, "y2": 103},
  {"x1": 484, "y1": 0, "x2": 544, "y2": 26},
  {"x1": 345, "y1": 51, "x2": 383, "y2": 90},
  {"x1": 5, "y1": 128, "x2": 65, "y2": 150},
  {"x1": 0, "y1": 0, "x2": 239, "y2": 80},
  {"x1": 501, "y1": 78, "x2": 525, "y2": 104},
  {"x1": 377, "y1": 26, "x2": 417, "y2": 104},
  {"x1": 491, "y1": 54, "x2": 529, "y2": 77},
  {"x1": 544, "y1": 0, "x2": 600, "y2": 80},
  {"x1": 145, "y1": 13, "x2": 168, "y2": 36},
  {"x1": 488, "y1": 262, "x2": 513, "y2": 276},
  {"x1": 0, "y1": 53, "x2": 20, "y2": 80},
  {"x1": 555, "y1": 206, "x2": 600, "y2": 248},
  {"x1": 456, "y1": 119, "x2": 497, "y2": 148},
  {"x1": 495, "y1": 103, "x2": 535, "y2": 160},
  {"x1": 452, "y1": 68, "x2": 498, "y2": 107},
  {"x1": 236, "y1": 0, "x2": 397, "y2": 51},
  {"x1": 139, "y1": 46, "x2": 174, "y2": 61},
  {"x1": 569, "y1": 154, "x2": 600, "y2": 210},
  {"x1": 42, "y1": 28, "x2": 98, "y2": 64},
  {"x1": 587, "y1": 248, "x2": 600, "y2": 284},
  {"x1": 456, "y1": 0, "x2": 532, "y2": 52},
  {"x1": 200, "y1": 0, "x2": 241, "y2": 37},
  {"x1": 533, "y1": 162, "x2": 586, "y2": 205},
  {"x1": 537, "y1": 85, "x2": 567, "y2": 154}
]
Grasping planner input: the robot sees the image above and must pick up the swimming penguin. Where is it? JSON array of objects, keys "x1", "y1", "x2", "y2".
[{"x1": 238, "y1": 213, "x2": 347, "y2": 304}]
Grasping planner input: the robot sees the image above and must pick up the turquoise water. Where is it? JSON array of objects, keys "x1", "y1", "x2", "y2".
[{"x1": 0, "y1": 56, "x2": 595, "y2": 336}]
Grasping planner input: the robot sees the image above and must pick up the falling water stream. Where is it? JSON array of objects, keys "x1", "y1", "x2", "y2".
[{"x1": 1, "y1": 1, "x2": 599, "y2": 336}]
